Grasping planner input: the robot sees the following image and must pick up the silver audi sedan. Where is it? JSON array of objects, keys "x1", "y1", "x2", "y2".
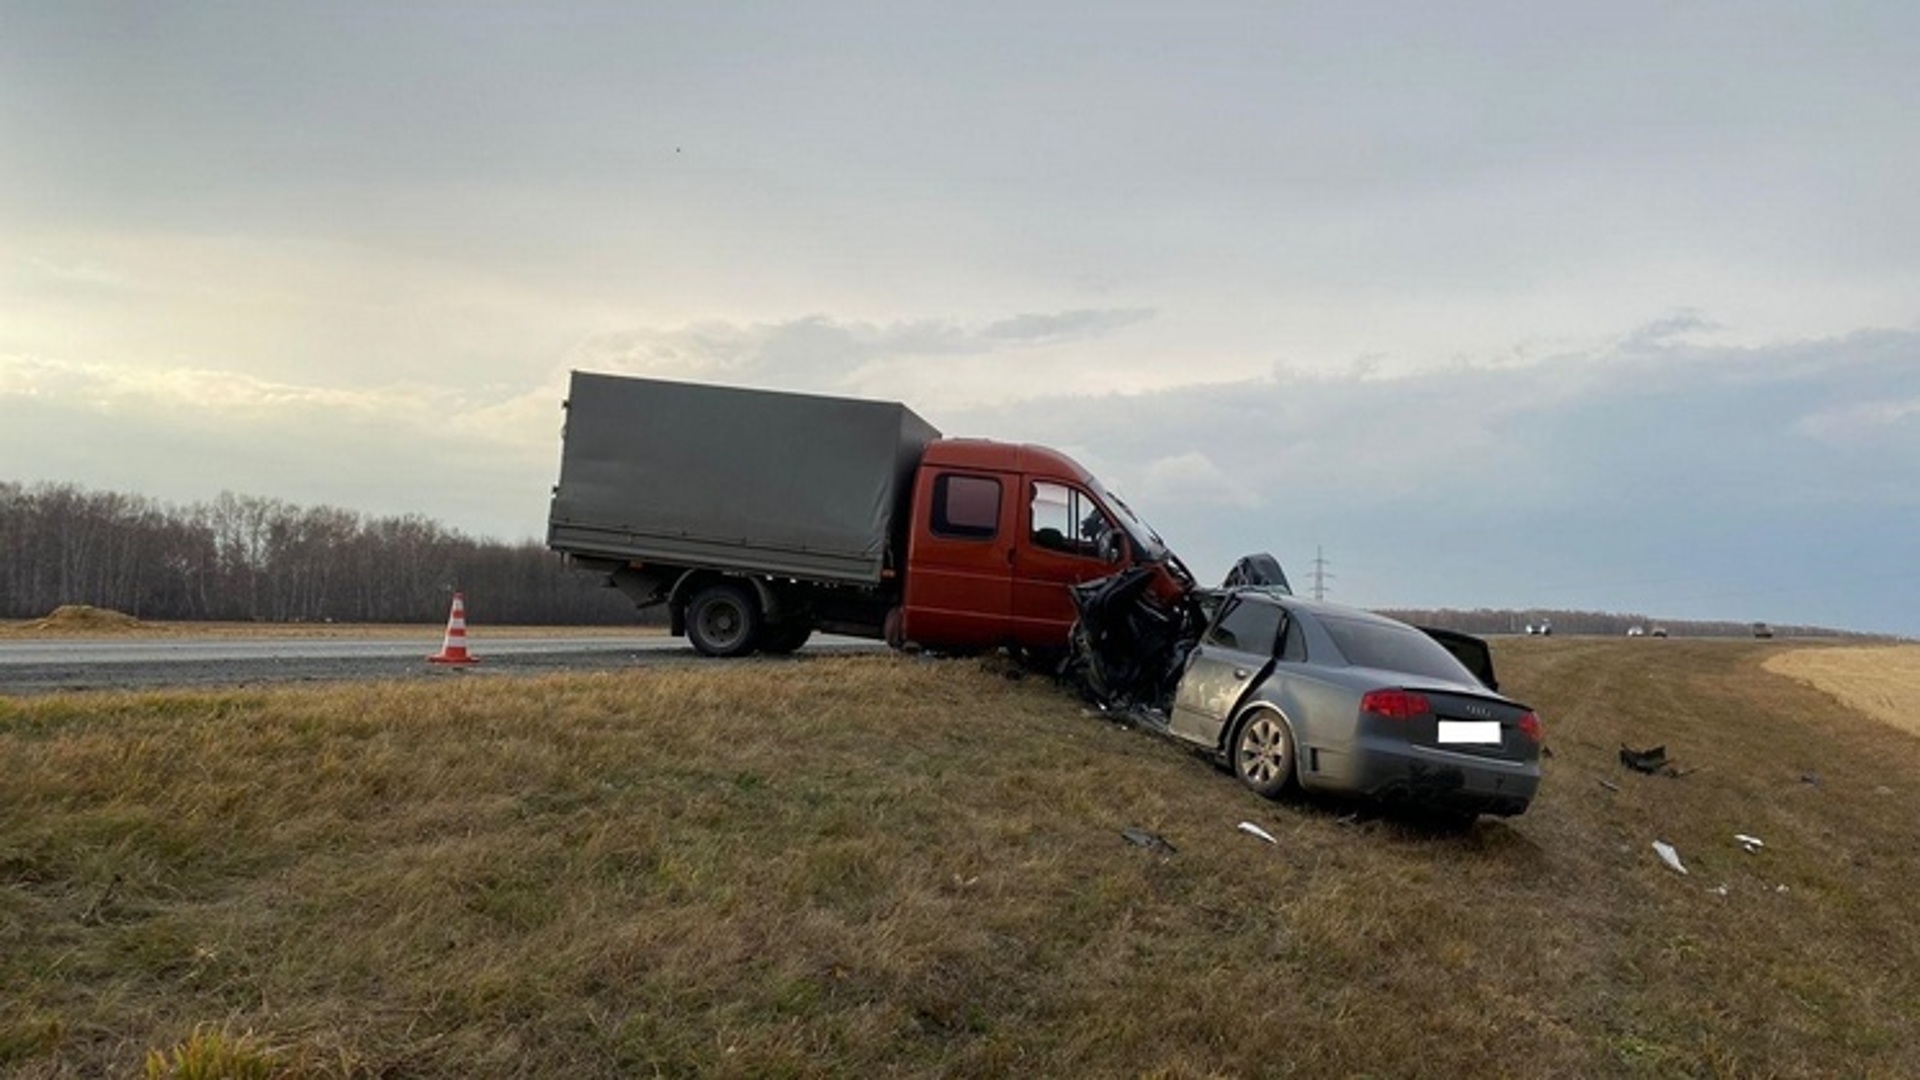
[{"x1": 1165, "y1": 589, "x2": 1543, "y2": 819}]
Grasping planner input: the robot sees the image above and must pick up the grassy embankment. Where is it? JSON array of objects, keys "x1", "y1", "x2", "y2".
[{"x1": 3, "y1": 637, "x2": 1919, "y2": 1077}]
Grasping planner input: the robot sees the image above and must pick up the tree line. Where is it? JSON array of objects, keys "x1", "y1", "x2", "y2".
[
  {"x1": 0, "y1": 482, "x2": 642, "y2": 625},
  {"x1": 1379, "y1": 606, "x2": 1871, "y2": 640}
]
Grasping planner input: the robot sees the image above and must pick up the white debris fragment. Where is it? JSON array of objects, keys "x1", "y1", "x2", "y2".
[
  {"x1": 1709, "y1": 884, "x2": 1729, "y2": 896},
  {"x1": 1652, "y1": 840, "x2": 1689, "y2": 875},
  {"x1": 1734, "y1": 833, "x2": 1765, "y2": 853},
  {"x1": 1237, "y1": 821, "x2": 1278, "y2": 845}
]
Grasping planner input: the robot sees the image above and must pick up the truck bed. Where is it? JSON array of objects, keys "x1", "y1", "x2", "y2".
[{"x1": 547, "y1": 373, "x2": 941, "y2": 585}]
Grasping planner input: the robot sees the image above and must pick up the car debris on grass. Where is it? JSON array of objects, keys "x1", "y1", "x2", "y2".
[
  {"x1": 1619, "y1": 743, "x2": 1703, "y2": 778},
  {"x1": 1237, "y1": 821, "x2": 1279, "y2": 845},
  {"x1": 1120, "y1": 827, "x2": 1177, "y2": 854}
]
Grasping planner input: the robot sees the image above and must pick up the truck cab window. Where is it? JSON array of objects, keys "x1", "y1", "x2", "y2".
[
  {"x1": 932, "y1": 474, "x2": 1000, "y2": 539},
  {"x1": 1029, "y1": 481, "x2": 1117, "y2": 559}
]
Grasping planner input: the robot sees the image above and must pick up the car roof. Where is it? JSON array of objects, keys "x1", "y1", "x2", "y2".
[{"x1": 1212, "y1": 587, "x2": 1408, "y2": 629}]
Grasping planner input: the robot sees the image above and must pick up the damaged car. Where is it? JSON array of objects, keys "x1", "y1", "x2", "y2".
[{"x1": 1070, "y1": 564, "x2": 1543, "y2": 820}]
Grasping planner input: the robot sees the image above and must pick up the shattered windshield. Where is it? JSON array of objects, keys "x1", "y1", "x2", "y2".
[{"x1": 1089, "y1": 481, "x2": 1167, "y2": 561}]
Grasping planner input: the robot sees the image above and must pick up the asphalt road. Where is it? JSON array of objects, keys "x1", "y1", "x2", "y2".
[{"x1": 0, "y1": 634, "x2": 882, "y2": 696}]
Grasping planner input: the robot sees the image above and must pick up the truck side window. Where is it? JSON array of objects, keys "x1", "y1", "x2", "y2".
[
  {"x1": 1205, "y1": 596, "x2": 1284, "y2": 656},
  {"x1": 1030, "y1": 481, "x2": 1114, "y2": 558},
  {"x1": 931, "y1": 474, "x2": 1000, "y2": 539}
]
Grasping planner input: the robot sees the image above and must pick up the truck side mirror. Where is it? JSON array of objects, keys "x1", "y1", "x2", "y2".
[{"x1": 1100, "y1": 529, "x2": 1126, "y2": 563}]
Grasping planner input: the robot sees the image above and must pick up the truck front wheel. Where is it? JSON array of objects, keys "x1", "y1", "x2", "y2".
[{"x1": 686, "y1": 582, "x2": 761, "y2": 657}]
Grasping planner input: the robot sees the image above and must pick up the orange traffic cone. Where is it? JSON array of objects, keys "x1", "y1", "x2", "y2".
[{"x1": 428, "y1": 592, "x2": 479, "y2": 664}]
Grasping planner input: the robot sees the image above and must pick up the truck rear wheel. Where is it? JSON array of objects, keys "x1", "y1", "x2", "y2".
[{"x1": 686, "y1": 582, "x2": 761, "y2": 657}]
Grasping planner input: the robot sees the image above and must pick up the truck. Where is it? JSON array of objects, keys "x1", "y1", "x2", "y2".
[{"x1": 546, "y1": 372, "x2": 1193, "y2": 657}]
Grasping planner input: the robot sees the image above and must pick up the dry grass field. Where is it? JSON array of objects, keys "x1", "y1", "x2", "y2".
[
  {"x1": 1765, "y1": 644, "x2": 1920, "y2": 739},
  {"x1": 3, "y1": 637, "x2": 1918, "y2": 1077}
]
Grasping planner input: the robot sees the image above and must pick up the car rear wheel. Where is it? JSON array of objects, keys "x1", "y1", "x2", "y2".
[
  {"x1": 1233, "y1": 711, "x2": 1298, "y2": 798},
  {"x1": 686, "y1": 582, "x2": 760, "y2": 657}
]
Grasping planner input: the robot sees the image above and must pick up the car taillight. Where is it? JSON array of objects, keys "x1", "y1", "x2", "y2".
[
  {"x1": 1360, "y1": 689, "x2": 1431, "y2": 720},
  {"x1": 1519, "y1": 711, "x2": 1544, "y2": 744}
]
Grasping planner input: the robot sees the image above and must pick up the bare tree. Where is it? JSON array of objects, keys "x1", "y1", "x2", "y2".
[{"x1": 0, "y1": 481, "x2": 635, "y2": 625}]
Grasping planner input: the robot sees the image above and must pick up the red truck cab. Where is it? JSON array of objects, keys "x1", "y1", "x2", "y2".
[{"x1": 898, "y1": 439, "x2": 1189, "y2": 651}]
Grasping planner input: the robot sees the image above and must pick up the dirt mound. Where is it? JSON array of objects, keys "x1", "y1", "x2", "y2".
[{"x1": 26, "y1": 604, "x2": 146, "y2": 634}]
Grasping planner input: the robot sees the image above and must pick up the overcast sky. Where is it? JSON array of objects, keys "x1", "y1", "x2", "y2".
[{"x1": 3, "y1": 2, "x2": 1916, "y2": 635}]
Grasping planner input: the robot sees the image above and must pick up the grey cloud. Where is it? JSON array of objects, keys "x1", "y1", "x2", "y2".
[
  {"x1": 1138, "y1": 450, "x2": 1265, "y2": 510},
  {"x1": 571, "y1": 308, "x2": 1156, "y2": 393},
  {"x1": 1616, "y1": 309, "x2": 1720, "y2": 353},
  {"x1": 982, "y1": 309, "x2": 1155, "y2": 346},
  {"x1": 936, "y1": 328, "x2": 1920, "y2": 634}
]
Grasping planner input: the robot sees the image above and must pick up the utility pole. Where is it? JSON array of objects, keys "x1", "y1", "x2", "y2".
[{"x1": 1310, "y1": 545, "x2": 1333, "y2": 601}]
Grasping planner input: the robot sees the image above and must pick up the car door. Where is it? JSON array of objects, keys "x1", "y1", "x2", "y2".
[{"x1": 1169, "y1": 593, "x2": 1286, "y2": 748}]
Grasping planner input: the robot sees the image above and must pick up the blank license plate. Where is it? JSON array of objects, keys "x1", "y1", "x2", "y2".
[{"x1": 1438, "y1": 720, "x2": 1502, "y2": 745}]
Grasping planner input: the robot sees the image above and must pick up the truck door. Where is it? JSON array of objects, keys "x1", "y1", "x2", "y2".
[
  {"x1": 900, "y1": 469, "x2": 1014, "y2": 649},
  {"x1": 1009, "y1": 479, "x2": 1127, "y2": 647}
]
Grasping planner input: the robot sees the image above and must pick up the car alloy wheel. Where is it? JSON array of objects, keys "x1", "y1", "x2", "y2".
[{"x1": 1234, "y1": 711, "x2": 1296, "y2": 798}]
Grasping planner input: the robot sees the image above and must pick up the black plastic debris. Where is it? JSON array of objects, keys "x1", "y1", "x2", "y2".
[
  {"x1": 1620, "y1": 744, "x2": 1670, "y2": 773},
  {"x1": 1620, "y1": 744, "x2": 1700, "y2": 778}
]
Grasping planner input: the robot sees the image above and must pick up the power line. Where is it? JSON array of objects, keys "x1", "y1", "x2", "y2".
[{"x1": 1310, "y1": 545, "x2": 1333, "y2": 601}]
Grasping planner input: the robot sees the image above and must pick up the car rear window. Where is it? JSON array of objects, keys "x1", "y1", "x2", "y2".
[{"x1": 1317, "y1": 615, "x2": 1476, "y2": 683}]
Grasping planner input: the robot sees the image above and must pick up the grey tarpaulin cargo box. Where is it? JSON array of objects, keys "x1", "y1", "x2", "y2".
[{"x1": 547, "y1": 372, "x2": 941, "y2": 585}]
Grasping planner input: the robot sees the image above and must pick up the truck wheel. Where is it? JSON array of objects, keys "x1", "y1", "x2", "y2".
[
  {"x1": 758, "y1": 621, "x2": 813, "y2": 655},
  {"x1": 686, "y1": 582, "x2": 761, "y2": 657}
]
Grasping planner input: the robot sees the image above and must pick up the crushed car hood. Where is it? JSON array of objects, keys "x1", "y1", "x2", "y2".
[
  {"x1": 1065, "y1": 552, "x2": 1500, "y2": 711},
  {"x1": 1065, "y1": 565, "x2": 1203, "y2": 710}
]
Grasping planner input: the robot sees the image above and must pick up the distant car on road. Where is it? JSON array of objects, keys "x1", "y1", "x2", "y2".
[
  {"x1": 1163, "y1": 590, "x2": 1543, "y2": 821},
  {"x1": 1752, "y1": 622, "x2": 1775, "y2": 639}
]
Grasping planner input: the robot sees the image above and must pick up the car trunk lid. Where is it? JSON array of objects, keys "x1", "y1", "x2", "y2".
[{"x1": 1365, "y1": 686, "x2": 1540, "y2": 761}]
